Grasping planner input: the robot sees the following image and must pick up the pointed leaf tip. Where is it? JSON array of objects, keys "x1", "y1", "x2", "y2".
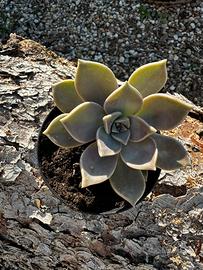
[
  {"x1": 129, "y1": 115, "x2": 156, "y2": 142},
  {"x1": 152, "y1": 133, "x2": 190, "y2": 171},
  {"x1": 52, "y1": 79, "x2": 83, "y2": 113},
  {"x1": 80, "y1": 142, "x2": 118, "y2": 188},
  {"x1": 121, "y1": 138, "x2": 158, "y2": 171},
  {"x1": 129, "y1": 59, "x2": 168, "y2": 98},
  {"x1": 75, "y1": 59, "x2": 118, "y2": 105},
  {"x1": 61, "y1": 102, "x2": 105, "y2": 143},
  {"x1": 96, "y1": 127, "x2": 122, "y2": 157},
  {"x1": 43, "y1": 114, "x2": 82, "y2": 148},
  {"x1": 78, "y1": 59, "x2": 85, "y2": 64},
  {"x1": 137, "y1": 94, "x2": 192, "y2": 130},
  {"x1": 112, "y1": 130, "x2": 130, "y2": 145},
  {"x1": 104, "y1": 81, "x2": 143, "y2": 116},
  {"x1": 110, "y1": 158, "x2": 146, "y2": 206},
  {"x1": 42, "y1": 130, "x2": 48, "y2": 136}
]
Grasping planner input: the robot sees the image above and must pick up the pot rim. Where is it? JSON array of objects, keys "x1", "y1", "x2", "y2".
[{"x1": 37, "y1": 107, "x2": 161, "y2": 215}]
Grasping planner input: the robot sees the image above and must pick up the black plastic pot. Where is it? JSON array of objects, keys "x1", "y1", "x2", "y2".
[{"x1": 37, "y1": 107, "x2": 161, "y2": 214}]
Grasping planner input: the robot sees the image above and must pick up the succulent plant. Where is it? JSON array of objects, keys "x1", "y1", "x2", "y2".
[{"x1": 43, "y1": 59, "x2": 192, "y2": 206}]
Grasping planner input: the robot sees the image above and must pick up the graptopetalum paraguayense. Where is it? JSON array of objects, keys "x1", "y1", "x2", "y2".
[{"x1": 43, "y1": 59, "x2": 192, "y2": 205}]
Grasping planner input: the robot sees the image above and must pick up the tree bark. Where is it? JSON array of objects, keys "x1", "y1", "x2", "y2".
[{"x1": 0, "y1": 34, "x2": 203, "y2": 270}]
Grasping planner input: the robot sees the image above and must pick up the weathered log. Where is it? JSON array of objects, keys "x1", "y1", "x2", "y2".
[{"x1": 0, "y1": 34, "x2": 203, "y2": 270}]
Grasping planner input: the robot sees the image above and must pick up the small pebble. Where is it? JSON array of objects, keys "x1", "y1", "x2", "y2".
[
  {"x1": 190, "y1": 23, "x2": 196, "y2": 29},
  {"x1": 119, "y1": 56, "x2": 125, "y2": 63},
  {"x1": 0, "y1": 0, "x2": 201, "y2": 106},
  {"x1": 186, "y1": 49, "x2": 192, "y2": 55}
]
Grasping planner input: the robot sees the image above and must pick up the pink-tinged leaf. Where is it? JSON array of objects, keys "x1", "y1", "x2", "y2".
[
  {"x1": 43, "y1": 114, "x2": 82, "y2": 148},
  {"x1": 61, "y1": 102, "x2": 105, "y2": 143},
  {"x1": 129, "y1": 60, "x2": 167, "y2": 98},
  {"x1": 137, "y1": 94, "x2": 193, "y2": 130},
  {"x1": 96, "y1": 127, "x2": 122, "y2": 157},
  {"x1": 103, "y1": 112, "x2": 122, "y2": 134},
  {"x1": 52, "y1": 79, "x2": 83, "y2": 113},
  {"x1": 75, "y1": 59, "x2": 118, "y2": 105},
  {"x1": 121, "y1": 138, "x2": 158, "y2": 170},
  {"x1": 104, "y1": 81, "x2": 143, "y2": 116},
  {"x1": 80, "y1": 142, "x2": 118, "y2": 188},
  {"x1": 110, "y1": 158, "x2": 146, "y2": 206},
  {"x1": 129, "y1": 115, "x2": 156, "y2": 142},
  {"x1": 152, "y1": 133, "x2": 190, "y2": 171}
]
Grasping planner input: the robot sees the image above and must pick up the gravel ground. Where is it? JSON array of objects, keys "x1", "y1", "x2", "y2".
[{"x1": 0, "y1": 0, "x2": 202, "y2": 106}]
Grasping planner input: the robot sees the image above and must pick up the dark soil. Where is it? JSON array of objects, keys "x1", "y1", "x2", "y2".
[{"x1": 37, "y1": 107, "x2": 160, "y2": 214}]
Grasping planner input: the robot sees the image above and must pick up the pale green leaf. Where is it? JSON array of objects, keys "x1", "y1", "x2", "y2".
[
  {"x1": 103, "y1": 112, "x2": 122, "y2": 134},
  {"x1": 137, "y1": 94, "x2": 193, "y2": 130},
  {"x1": 152, "y1": 133, "x2": 190, "y2": 171},
  {"x1": 104, "y1": 81, "x2": 143, "y2": 116},
  {"x1": 61, "y1": 102, "x2": 105, "y2": 143},
  {"x1": 112, "y1": 130, "x2": 130, "y2": 145},
  {"x1": 52, "y1": 79, "x2": 83, "y2": 113},
  {"x1": 121, "y1": 138, "x2": 158, "y2": 170},
  {"x1": 43, "y1": 114, "x2": 82, "y2": 148},
  {"x1": 80, "y1": 142, "x2": 118, "y2": 188},
  {"x1": 96, "y1": 127, "x2": 122, "y2": 157},
  {"x1": 129, "y1": 115, "x2": 156, "y2": 142},
  {"x1": 128, "y1": 59, "x2": 167, "y2": 98},
  {"x1": 75, "y1": 59, "x2": 118, "y2": 105},
  {"x1": 110, "y1": 158, "x2": 146, "y2": 206}
]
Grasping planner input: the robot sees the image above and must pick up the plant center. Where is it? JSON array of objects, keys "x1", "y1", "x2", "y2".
[{"x1": 115, "y1": 122, "x2": 128, "y2": 133}]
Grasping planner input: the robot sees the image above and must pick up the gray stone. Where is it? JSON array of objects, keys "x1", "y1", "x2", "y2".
[{"x1": 0, "y1": 34, "x2": 202, "y2": 270}]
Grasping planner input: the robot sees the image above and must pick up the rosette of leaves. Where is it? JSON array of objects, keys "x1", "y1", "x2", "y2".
[{"x1": 43, "y1": 59, "x2": 192, "y2": 206}]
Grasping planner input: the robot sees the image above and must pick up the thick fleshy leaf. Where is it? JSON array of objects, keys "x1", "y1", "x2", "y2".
[
  {"x1": 96, "y1": 127, "x2": 122, "y2": 157},
  {"x1": 80, "y1": 142, "x2": 118, "y2": 188},
  {"x1": 61, "y1": 102, "x2": 105, "y2": 143},
  {"x1": 141, "y1": 170, "x2": 148, "y2": 181},
  {"x1": 152, "y1": 133, "x2": 190, "y2": 171},
  {"x1": 52, "y1": 80, "x2": 83, "y2": 113},
  {"x1": 115, "y1": 117, "x2": 130, "y2": 129},
  {"x1": 75, "y1": 59, "x2": 118, "y2": 105},
  {"x1": 110, "y1": 158, "x2": 146, "y2": 206},
  {"x1": 128, "y1": 60, "x2": 167, "y2": 98},
  {"x1": 111, "y1": 124, "x2": 120, "y2": 133},
  {"x1": 103, "y1": 112, "x2": 122, "y2": 134},
  {"x1": 43, "y1": 114, "x2": 81, "y2": 148},
  {"x1": 129, "y1": 116, "x2": 156, "y2": 142},
  {"x1": 112, "y1": 130, "x2": 130, "y2": 145},
  {"x1": 121, "y1": 138, "x2": 158, "y2": 170},
  {"x1": 104, "y1": 81, "x2": 143, "y2": 116},
  {"x1": 137, "y1": 94, "x2": 193, "y2": 130},
  {"x1": 111, "y1": 118, "x2": 130, "y2": 133}
]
